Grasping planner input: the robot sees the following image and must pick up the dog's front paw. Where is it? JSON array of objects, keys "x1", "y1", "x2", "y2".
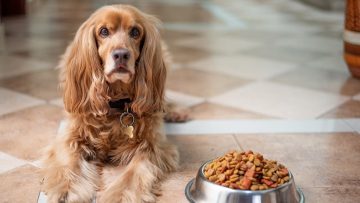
[
  {"x1": 46, "y1": 191, "x2": 69, "y2": 203},
  {"x1": 46, "y1": 190, "x2": 94, "y2": 203},
  {"x1": 164, "y1": 106, "x2": 190, "y2": 123},
  {"x1": 99, "y1": 188, "x2": 156, "y2": 203}
]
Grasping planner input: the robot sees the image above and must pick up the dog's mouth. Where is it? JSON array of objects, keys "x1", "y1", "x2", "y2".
[
  {"x1": 115, "y1": 64, "x2": 129, "y2": 74},
  {"x1": 107, "y1": 64, "x2": 130, "y2": 76},
  {"x1": 105, "y1": 63, "x2": 134, "y2": 84}
]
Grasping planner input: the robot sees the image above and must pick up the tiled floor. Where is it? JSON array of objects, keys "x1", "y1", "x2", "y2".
[{"x1": 0, "y1": 0, "x2": 359, "y2": 202}]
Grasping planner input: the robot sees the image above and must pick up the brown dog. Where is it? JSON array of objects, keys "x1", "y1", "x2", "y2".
[{"x1": 41, "y1": 5, "x2": 180, "y2": 203}]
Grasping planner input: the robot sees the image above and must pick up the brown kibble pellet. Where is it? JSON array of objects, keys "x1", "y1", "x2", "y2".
[
  {"x1": 250, "y1": 185, "x2": 259, "y2": 191},
  {"x1": 254, "y1": 158, "x2": 261, "y2": 166},
  {"x1": 204, "y1": 150, "x2": 290, "y2": 191},
  {"x1": 271, "y1": 174, "x2": 278, "y2": 182},
  {"x1": 209, "y1": 175, "x2": 218, "y2": 182}
]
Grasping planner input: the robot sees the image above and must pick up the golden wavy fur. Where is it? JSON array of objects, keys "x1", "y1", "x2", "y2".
[{"x1": 41, "y1": 5, "x2": 179, "y2": 203}]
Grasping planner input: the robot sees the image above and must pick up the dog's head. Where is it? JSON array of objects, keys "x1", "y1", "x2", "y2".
[{"x1": 61, "y1": 5, "x2": 166, "y2": 117}]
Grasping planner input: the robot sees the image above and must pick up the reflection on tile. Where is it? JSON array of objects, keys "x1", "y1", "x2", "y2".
[
  {"x1": 165, "y1": 90, "x2": 204, "y2": 107},
  {"x1": 0, "y1": 152, "x2": 27, "y2": 174},
  {"x1": 165, "y1": 119, "x2": 353, "y2": 135},
  {"x1": 167, "y1": 68, "x2": 249, "y2": 97},
  {"x1": 189, "y1": 55, "x2": 296, "y2": 80},
  {"x1": 322, "y1": 100, "x2": 360, "y2": 118},
  {"x1": 271, "y1": 68, "x2": 360, "y2": 96},
  {"x1": 0, "y1": 69, "x2": 60, "y2": 100},
  {"x1": 49, "y1": 98, "x2": 64, "y2": 107},
  {"x1": 191, "y1": 102, "x2": 271, "y2": 119},
  {"x1": 0, "y1": 105, "x2": 63, "y2": 160},
  {"x1": 0, "y1": 55, "x2": 52, "y2": 79},
  {"x1": 209, "y1": 82, "x2": 349, "y2": 118},
  {"x1": 0, "y1": 87, "x2": 45, "y2": 116},
  {"x1": 0, "y1": 165, "x2": 41, "y2": 203}
]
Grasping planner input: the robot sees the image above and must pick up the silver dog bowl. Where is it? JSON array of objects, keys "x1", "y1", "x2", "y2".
[{"x1": 185, "y1": 161, "x2": 304, "y2": 203}]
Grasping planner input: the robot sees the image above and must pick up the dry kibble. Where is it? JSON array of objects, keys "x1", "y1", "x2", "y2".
[
  {"x1": 271, "y1": 174, "x2": 278, "y2": 182},
  {"x1": 204, "y1": 150, "x2": 290, "y2": 191},
  {"x1": 250, "y1": 185, "x2": 259, "y2": 191},
  {"x1": 218, "y1": 174, "x2": 226, "y2": 182},
  {"x1": 254, "y1": 158, "x2": 261, "y2": 166}
]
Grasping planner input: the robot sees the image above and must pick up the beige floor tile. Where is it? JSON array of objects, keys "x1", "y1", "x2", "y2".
[
  {"x1": 0, "y1": 105, "x2": 63, "y2": 161},
  {"x1": 166, "y1": 90, "x2": 205, "y2": 107},
  {"x1": 189, "y1": 55, "x2": 296, "y2": 80},
  {"x1": 0, "y1": 87, "x2": 45, "y2": 116},
  {"x1": 275, "y1": 35, "x2": 343, "y2": 54},
  {"x1": 321, "y1": 100, "x2": 360, "y2": 118},
  {"x1": 0, "y1": 69, "x2": 60, "y2": 100},
  {"x1": 168, "y1": 45, "x2": 212, "y2": 64},
  {"x1": 249, "y1": 22, "x2": 322, "y2": 35},
  {"x1": 158, "y1": 170, "x2": 195, "y2": 203},
  {"x1": 234, "y1": 133, "x2": 360, "y2": 188},
  {"x1": 301, "y1": 187, "x2": 360, "y2": 203},
  {"x1": 210, "y1": 81, "x2": 349, "y2": 119},
  {"x1": 190, "y1": 102, "x2": 272, "y2": 119},
  {"x1": 242, "y1": 45, "x2": 327, "y2": 64},
  {"x1": 49, "y1": 97, "x2": 64, "y2": 107},
  {"x1": 168, "y1": 134, "x2": 240, "y2": 169},
  {"x1": 310, "y1": 55, "x2": 349, "y2": 73},
  {"x1": 0, "y1": 54, "x2": 52, "y2": 79},
  {"x1": 162, "y1": 30, "x2": 200, "y2": 43},
  {"x1": 167, "y1": 68, "x2": 249, "y2": 98},
  {"x1": 353, "y1": 93, "x2": 360, "y2": 101},
  {"x1": 144, "y1": 3, "x2": 220, "y2": 23},
  {"x1": 176, "y1": 37, "x2": 262, "y2": 54},
  {"x1": 0, "y1": 152, "x2": 27, "y2": 174},
  {"x1": 0, "y1": 165, "x2": 41, "y2": 203},
  {"x1": 271, "y1": 68, "x2": 360, "y2": 96}
]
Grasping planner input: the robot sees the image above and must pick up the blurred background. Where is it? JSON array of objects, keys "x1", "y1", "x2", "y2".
[{"x1": 0, "y1": 0, "x2": 360, "y2": 202}]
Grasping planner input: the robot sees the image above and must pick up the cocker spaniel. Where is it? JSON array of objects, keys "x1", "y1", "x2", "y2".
[{"x1": 41, "y1": 5, "x2": 183, "y2": 203}]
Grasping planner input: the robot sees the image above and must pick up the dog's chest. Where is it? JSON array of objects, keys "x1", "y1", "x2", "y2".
[{"x1": 92, "y1": 121, "x2": 137, "y2": 162}]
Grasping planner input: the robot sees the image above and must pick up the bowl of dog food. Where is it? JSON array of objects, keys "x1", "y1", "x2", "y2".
[{"x1": 185, "y1": 150, "x2": 304, "y2": 203}]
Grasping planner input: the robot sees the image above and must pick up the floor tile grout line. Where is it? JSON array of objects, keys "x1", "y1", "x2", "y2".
[
  {"x1": 232, "y1": 134, "x2": 244, "y2": 151},
  {"x1": 0, "y1": 151, "x2": 29, "y2": 175},
  {"x1": 343, "y1": 119, "x2": 360, "y2": 134}
]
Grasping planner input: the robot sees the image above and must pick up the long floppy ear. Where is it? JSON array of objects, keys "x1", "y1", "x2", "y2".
[
  {"x1": 59, "y1": 18, "x2": 109, "y2": 115},
  {"x1": 131, "y1": 15, "x2": 167, "y2": 117}
]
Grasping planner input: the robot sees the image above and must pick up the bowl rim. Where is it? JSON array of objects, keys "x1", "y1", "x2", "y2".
[{"x1": 199, "y1": 160, "x2": 294, "y2": 194}]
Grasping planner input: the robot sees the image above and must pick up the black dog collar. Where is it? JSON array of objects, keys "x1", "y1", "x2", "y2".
[{"x1": 108, "y1": 98, "x2": 132, "y2": 109}]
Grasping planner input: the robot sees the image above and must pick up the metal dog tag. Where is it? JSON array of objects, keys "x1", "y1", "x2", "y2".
[
  {"x1": 124, "y1": 125, "x2": 134, "y2": 138},
  {"x1": 120, "y1": 109, "x2": 135, "y2": 139}
]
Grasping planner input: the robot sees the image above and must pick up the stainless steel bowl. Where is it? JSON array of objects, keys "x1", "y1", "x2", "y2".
[{"x1": 185, "y1": 161, "x2": 305, "y2": 203}]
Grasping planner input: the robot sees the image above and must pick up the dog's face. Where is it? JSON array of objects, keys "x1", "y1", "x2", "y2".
[
  {"x1": 60, "y1": 5, "x2": 166, "y2": 116},
  {"x1": 95, "y1": 8, "x2": 144, "y2": 83}
]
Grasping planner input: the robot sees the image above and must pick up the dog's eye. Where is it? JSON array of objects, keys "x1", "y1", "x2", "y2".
[
  {"x1": 100, "y1": 27, "x2": 109, "y2": 37},
  {"x1": 129, "y1": 27, "x2": 140, "y2": 39}
]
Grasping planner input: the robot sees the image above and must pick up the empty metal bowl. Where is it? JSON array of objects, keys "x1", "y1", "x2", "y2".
[{"x1": 185, "y1": 161, "x2": 305, "y2": 203}]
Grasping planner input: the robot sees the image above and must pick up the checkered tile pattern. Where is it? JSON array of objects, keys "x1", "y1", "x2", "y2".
[{"x1": 0, "y1": 0, "x2": 359, "y2": 202}]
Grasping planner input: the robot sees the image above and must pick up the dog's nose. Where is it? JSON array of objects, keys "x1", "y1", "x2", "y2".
[{"x1": 112, "y1": 49, "x2": 130, "y2": 63}]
